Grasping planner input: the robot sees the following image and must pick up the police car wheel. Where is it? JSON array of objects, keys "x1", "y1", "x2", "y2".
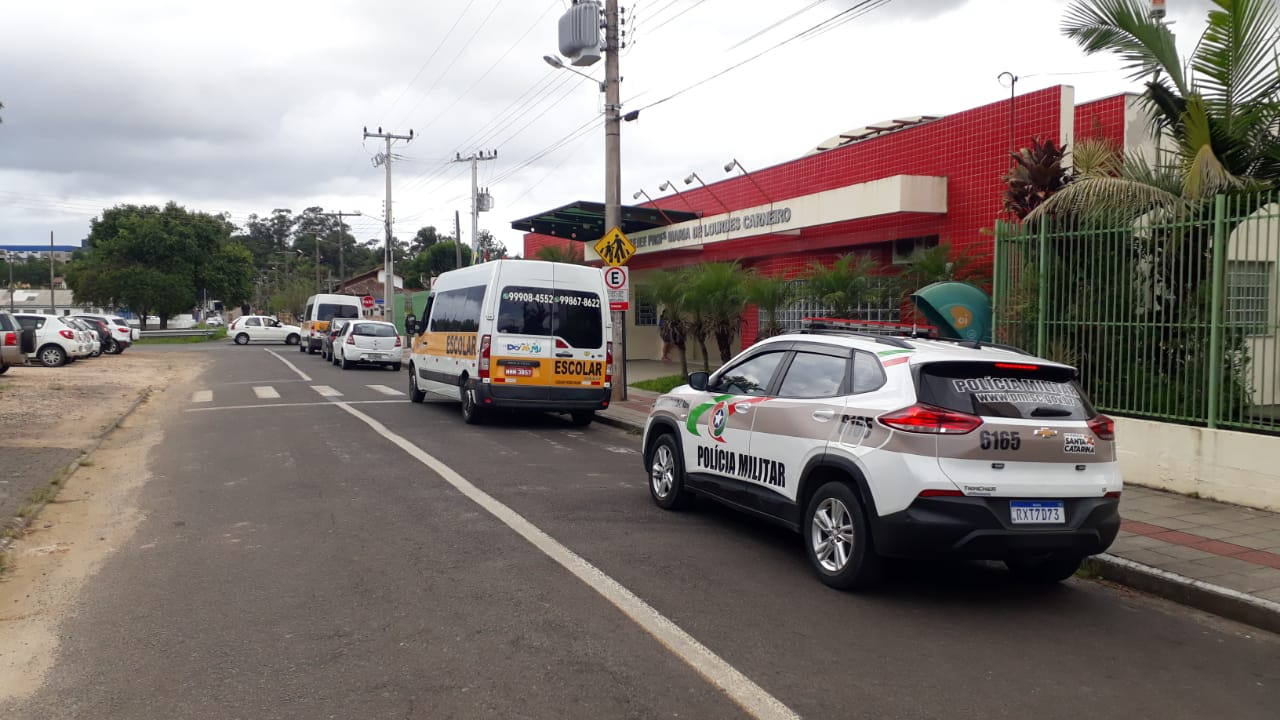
[
  {"x1": 1004, "y1": 552, "x2": 1084, "y2": 584},
  {"x1": 648, "y1": 434, "x2": 690, "y2": 510},
  {"x1": 408, "y1": 366, "x2": 426, "y2": 403},
  {"x1": 805, "y1": 482, "x2": 881, "y2": 590},
  {"x1": 460, "y1": 384, "x2": 484, "y2": 425}
]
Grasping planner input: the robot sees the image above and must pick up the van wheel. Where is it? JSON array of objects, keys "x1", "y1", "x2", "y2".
[
  {"x1": 38, "y1": 344, "x2": 67, "y2": 367},
  {"x1": 235, "y1": 333, "x2": 250, "y2": 345},
  {"x1": 298, "y1": 340, "x2": 306, "y2": 353},
  {"x1": 1004, "y1": 553, "x2": 1084, "y2": 584},
  {"x1": 648, "y1": 434, "x2": 690, "y2": 510},
  {"x1": 460, "y1": 384, "x2": 484, "y2": 425},
  {"x1": 804, "y1": 481, "x2": 882, "y2": 590},
  {"x1": 569, "y1": 411, "x2": 594, "y2": 427},
  {"x1": 408, "y1": 366, "x2": 426, "y2": 403}
]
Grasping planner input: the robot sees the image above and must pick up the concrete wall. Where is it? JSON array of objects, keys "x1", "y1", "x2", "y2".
[{"x1": 1115, "y1": 417, "x2": 1280, "y2": 512}]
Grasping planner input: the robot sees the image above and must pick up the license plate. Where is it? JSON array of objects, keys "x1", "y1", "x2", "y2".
[
  {"x1": 505, "y1": 367, "x2": 533, "y2": 377},
  {"x1": 367, "y1": 352, "x2": 384, "y2": 359},
  {"x1": 1010, "y1": 501, "x2": 1065, "y2": 524}
]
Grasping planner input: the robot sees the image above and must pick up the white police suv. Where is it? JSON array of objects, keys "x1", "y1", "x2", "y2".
[{"x1": 642, "y1": 325, "x2": 1121, "y2": 590}]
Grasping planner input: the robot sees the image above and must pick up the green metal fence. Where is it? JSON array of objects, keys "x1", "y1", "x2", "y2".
[{"x1": 993, "y1": 191, "x2": 1280, "y2": 434}]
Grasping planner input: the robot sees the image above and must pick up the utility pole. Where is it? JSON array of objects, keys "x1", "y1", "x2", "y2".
[
  {"x1": 49, "y1": 231, "x2": 56, "y2": 314},
  {"x1": 454, "y1": 210, "x2": 463, "y2": 269},
  {"x1": 604, "y1": 0, "x2": 625, "y2": 401},
  {"x1": 452, "y1": 151, "x2": 497, "y2": 264},
  {"x1": 363, "y1": 126, "x2": 414, "y2": 327},
  {"x1": 322, "y1": 210, "x2": 362, "y2": 292}
]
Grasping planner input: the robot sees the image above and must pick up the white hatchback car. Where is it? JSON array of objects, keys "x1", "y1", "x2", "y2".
[
  {"x1": 227, "y1": 315, "x2": 302, "y2": 346},
  {"x1": 334, "y1": 320, "x2": 402, "y2": 370},
  {"x1": 12, "y1": 313, "x2": 87, "y2": 367},
  {"x1": 643, "y1": 325, "x2": 1121, "y2": 589}
]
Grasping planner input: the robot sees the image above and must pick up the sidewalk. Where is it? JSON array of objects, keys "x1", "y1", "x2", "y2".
[{"x1": 600, "y1": 360, "x2": 1280, "y2": 633}]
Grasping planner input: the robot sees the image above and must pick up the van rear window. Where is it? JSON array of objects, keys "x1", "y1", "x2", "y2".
[
  {"x1": 497, "y1": 285, "x2": 603, "y2": 349},
  {"x1": 318, "y1": 303, "x2": 360, "y2": 321},
  {"x1": 916, "y1": 361, "x2": 1093, "y2": 420}
]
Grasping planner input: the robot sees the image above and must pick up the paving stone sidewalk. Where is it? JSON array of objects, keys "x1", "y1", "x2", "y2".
[{"x1": 599, "y1": 371, "x2": 1280, "y2": 624}]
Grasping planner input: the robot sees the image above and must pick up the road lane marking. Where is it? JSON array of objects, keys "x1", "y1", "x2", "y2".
[
  {"x1": 265, "y1": 349, "x2": 311, "y2": 382},
  {"x1": 337, "y1": 402, "x2": 800, "y2": 720},
  {"x1": 191, "y1": 390, "x2": 213, "y2": 403},
  {"x1": 252, "y1": 386, "x2": 281, "y2": 399},
  {"x1": 311, "y1": 385, "x2": 342, "y2": 397},
  {"x1": 367, "y1": 385, "x2": 403, "y2": 396},
  {"x1": 184, "y1": 400, "x2": 403, "y2": 413}
]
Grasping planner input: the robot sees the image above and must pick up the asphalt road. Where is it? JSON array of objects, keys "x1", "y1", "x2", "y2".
[{"x1": 7, "y1": 341, "x2": 1279, "y2": 719}]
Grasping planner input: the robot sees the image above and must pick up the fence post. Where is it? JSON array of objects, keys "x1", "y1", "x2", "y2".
[
  {"x1": 1207, "y1": 194, "x2": 1226, "y2": 429},
  {"x1": 1036, "y1": 220, "x2": 1048, "y2": 358},
  {"x1": 992, "y1": 220, "x2": 1004, "y2": 334}
]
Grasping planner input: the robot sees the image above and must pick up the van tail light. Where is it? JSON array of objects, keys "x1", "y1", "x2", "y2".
[
  {"x1": 479, "y1": 334, "x2": 492, "y2": 380},
  {"x1": 394, "y1": 334, "x2": 402, "y2": 347},
  {"x1": 605, "y1": 341, "x2": 614, "y2": 386},
  {"x1": 3, "y1": 332, "x2": 14, "y2": 346},
  {"x1": 879, "y1": 404, "x2": 982, "y2": 434},
  {"x1": 345, "y1": 334, "x2": 355, "y2": 345},
  {"x1": 59, "y1": 329, "x2": 75, "y2": 340},
  {"x1": 555, "y1": 338, "x2": 570, "y2": 349},
  {"x1": 1088, "y1": 414, "x2": 1115, "y2": 441}
]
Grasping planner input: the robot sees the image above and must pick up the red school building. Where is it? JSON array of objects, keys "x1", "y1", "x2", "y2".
[{"x1": 516, "y1": 86, "x2": 1154, "y2": 362}]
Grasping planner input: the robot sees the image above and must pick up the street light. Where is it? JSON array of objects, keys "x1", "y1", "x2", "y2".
[
  {"x1": 543, "y1": 55, "x2": 605, "y2": 92},
  {"x1": 683, "y1": 171, "x2": 730, "y2": 212},
  {"x1": 632, "y1": 189, "x2": 677, "y2": 226},
  {"x1": 724, "y1": 158, "x2": 774, "y2": 204}
]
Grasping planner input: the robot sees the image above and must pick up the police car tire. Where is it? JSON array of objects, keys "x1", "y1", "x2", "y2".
[
  {"x1": 408, "y1": 366, "x2": 426, "y2": 403},
  {"x1": 804, "y1": 481, "x2": 882, "y2": 590},
  {"x1": 648, "y1": 434, "x2": 691, "y2": 510},
  {"x1": 1004, "y1": 552, "x2": 1084, "y2": 584}
]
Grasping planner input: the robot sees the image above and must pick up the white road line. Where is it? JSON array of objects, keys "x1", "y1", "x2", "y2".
[
  {"x1": 265, "y1": 349, "x2": 311, "y2": 382},
  {"x1": 252, "y1": 386, "x2": 281, "y2": 399},
  {"x1": 311, "y1": 385, "x2": 342, "y2": 397},
  {"x1": 184, "y1": 400, "x2": 402, "y2": 413},
  {"x1": 367, "y1": 384, "x2": 403, "y2": 396},
  {"x1": 191, "y1": 390, "x2": 213, "y2": 403},
  {"x1": 336, "y1": 403, "x2": 799, "y2": 720}
]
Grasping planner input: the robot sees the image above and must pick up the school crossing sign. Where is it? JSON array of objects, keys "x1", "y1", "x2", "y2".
[{"x1": 594, "y1": 227, "x2": 635, "y2": 267}]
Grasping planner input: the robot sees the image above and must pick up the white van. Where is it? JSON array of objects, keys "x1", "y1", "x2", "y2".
[
  {"x1": 300, "y1": 293, "x2": 364, "y2": 354},
  {"x1": 408, "y1": 260, "x2": 613, "y2": 426}
]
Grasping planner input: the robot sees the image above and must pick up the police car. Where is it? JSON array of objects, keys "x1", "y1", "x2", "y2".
[{"x1": 641, "y1": 323, "x2": 1121, "y2": 589}]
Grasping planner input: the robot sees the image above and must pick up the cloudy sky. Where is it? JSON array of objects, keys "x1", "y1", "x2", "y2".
[{"x1": 0, "y1": 0, "x2": 1216, "y2": 254}]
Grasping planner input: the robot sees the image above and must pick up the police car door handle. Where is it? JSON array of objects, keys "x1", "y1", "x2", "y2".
[{"x1": 812, "y1": 409, "x2": 836, "y2": 422}]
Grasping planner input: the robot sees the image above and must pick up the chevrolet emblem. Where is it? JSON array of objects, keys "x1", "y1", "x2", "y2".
[{"x1": 1034, "y1": 428, "x2": 1059, "y2": 438}]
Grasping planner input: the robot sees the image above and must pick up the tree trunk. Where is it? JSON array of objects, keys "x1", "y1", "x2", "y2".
[
  {"x1": 159, "y1": 314, "x2": 168, "y2": 330},
  {"x1": 697, "y1": 337, "x2": 711, "y2": 372}
]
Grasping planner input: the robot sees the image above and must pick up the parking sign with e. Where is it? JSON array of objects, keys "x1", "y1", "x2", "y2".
[{"x1": 602, "y1": 266, "x2": 629, "y2": 311}]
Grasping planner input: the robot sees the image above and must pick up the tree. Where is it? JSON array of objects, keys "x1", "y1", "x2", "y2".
[
  {"x1": 686, "y1": 263, "x2": 748, "y2": 366},
  {"x1": 475, "y1": 230, "x2": 508, "y2": 261},
  {"x1": 534, "y1": 243, "x2": 586, "y2": 264},
  {"x1": 744, "y1": 272, "x2": 797, "y2": 340},
  {"x1": 638, "y1": 267, "x2": 695, "y2": 376},
  {"x1": 801, "y1": 253, "x2": 883, "y2": 319},
  {"x1": 411, "y1": 242, "x2": 474, "y2": 281},
  {"x1": 1033, "y1": 0, "x2": 1280, "y2": 219},
  {"x1": 1003, "y1": 137, "x2": 1072, "y2": 219},
  {"x1": 410, "y1": 226, "x2": 444, "y2": 254}
]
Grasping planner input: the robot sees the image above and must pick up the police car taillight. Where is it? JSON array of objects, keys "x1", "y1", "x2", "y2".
[
  {"x1": 1088, "y1": 414, "x2": 1115, "y2": 441},
  {"x1": 479, "y1": 334, "x2": 492, "y2": 380},
  {"x1": 879, "y1": 404, "x2": 982, "y2": 434},
  {"x1": 605, "y1": 341, "x2": 614, "y2": 386}
]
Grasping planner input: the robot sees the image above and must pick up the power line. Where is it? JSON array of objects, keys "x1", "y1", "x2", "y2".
[
  {"x1": 382, "y1": 0, "x2": 481, "y2": 125},
  {"x1": 726, "y1": 0, "x2": 829, "y2": 51}
]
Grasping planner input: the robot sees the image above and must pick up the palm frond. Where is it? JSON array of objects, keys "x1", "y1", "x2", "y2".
[
  {"x1": 1191, "y1": 0, "x2": 1280, "y2": 119},
  {"x1": 1026, "y1": 176, "x2": 1183, "y2": 222},
  {"x1": 1180, "y1": 94, "x2": 1247, "y2": 198},
  {"x1": 1062, "y1": 0, "x2": 1187, "y2": 94},
  {"x1": 1071, "y1": 136, "x2": 1123, "y2": 177}
]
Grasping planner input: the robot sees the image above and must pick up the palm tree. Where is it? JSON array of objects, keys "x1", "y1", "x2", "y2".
[
  {"x1": 1033, "y1": 0, "x2": 1280, "y2": 218},
  {"x1": 638, "y1": 267, "x2": 694, "y2": 376},
  {"x1": 686, "y1": 263, "x2": 748, "y2": 366},
  {"x1": 744, "y1": 272, "x2": 797, "y2": 340},
  {"x1": 534, "y1": 243, "x2": 586, "y2": 264},
  {"x1": 801, "y1": 253, "x2": 882, "y2": 319}
]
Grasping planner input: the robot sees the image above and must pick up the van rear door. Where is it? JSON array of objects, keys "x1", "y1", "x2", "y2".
[{"x1": 491, "y1": 266, "x2": 607, "y2": 391}]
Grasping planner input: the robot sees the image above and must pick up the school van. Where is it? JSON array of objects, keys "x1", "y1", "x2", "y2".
[
  {"x1": 299, "y1": 293, "x2": 363, "y2": 354},
  {"x1": 407, "y1": 260, "x2": 613, "y2": 426}
]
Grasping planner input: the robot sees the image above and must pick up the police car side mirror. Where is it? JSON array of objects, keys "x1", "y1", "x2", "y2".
[{"x1": 688, "y1": 371, "x2": 709, "y2": 391}]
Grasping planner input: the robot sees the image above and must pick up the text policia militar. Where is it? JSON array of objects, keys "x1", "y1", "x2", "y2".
[
  {"x1": 632, "y1": 207, "x2": 793, "y2": 248},
  {"x1": 696, "y1": 445, "x2": 787, "y2": 488}
]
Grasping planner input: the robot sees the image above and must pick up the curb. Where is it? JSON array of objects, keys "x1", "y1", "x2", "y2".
[
  {"x1": 0, "y1": 386, "x2": 154, "y2": 554},
  {"x1": 595, "y1": 411, "x2": 644, "y2": 434},
  {"x1": 1084, "y1": 554, "x2": 1280, "y2": 635}
]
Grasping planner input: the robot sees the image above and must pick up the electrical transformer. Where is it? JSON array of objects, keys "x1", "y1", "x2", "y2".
[{"x1": 558, "y1": 1, "x2": 601, "y2": 67}]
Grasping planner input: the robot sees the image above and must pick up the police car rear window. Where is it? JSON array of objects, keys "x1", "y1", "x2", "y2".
[
  {"x1": 497, "y1": 286, "x2": 603, "y2": 349},
  {"x1": 916, "y1": 361, "x2": 1093, "y2": 420}
]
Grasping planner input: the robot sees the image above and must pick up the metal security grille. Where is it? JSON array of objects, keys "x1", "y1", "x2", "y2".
[
  {"x1": 1226, "y1": 261, "x2": 1272, "y2": 334},
  {"x1": 765, "y1": 279, "x2": 900, "y2": 332},
  {"x1": 635, "y1": 300, "x2": 657, "y2": 326}
]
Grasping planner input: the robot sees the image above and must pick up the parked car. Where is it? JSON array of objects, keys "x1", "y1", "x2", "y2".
[
  {"x1": 227, "y1": 315, "x2": 302, "y2": 345},
  {"x1": 0, "y1": 311, "x2": 32, "y2": 373},
  {"x1": 69, "y1": 314, "x2": 134, "y2": 354},
  {"x1": 66, "y1": 317, "x2": 106, "y2": 357},
  {"x1": 205, "y1": 315, "x2": 225, "y2": 327},
  {"x1": 320, "y1": 319, "x2": 350, "y2": 362},
  {"x1": 641, "y1": 324, "x2": 1122, "y2": 589},
  {"x1": 334, "y1": 321, "x2": 402, "y2": 370},
  {"x1": 12, "y1": 313, "x2": 89, "y2": 367}
]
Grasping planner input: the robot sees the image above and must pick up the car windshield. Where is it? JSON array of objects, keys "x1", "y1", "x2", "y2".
[
  {"x1": 353, "y1": 323, "x2": 397, "y2": 337},
  {"x1": 916, "y1": 361, "x2": 1094, "y2": 420}
]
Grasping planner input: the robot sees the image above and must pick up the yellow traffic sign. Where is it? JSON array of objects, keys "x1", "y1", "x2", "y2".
[{"x1": 594, "y1": 227, "x2": 636, "y2": 267}]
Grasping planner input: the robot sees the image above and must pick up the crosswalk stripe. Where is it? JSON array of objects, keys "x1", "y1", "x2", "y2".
[
  {"x1": 252, "y1": 386, "x2": 281, "y2": 399},
  {"x1": 367, "y1": 385, "x2": 403, "y2": 396},
  {"x1": 311, "y1": 385, "x2": 343, "y2": 397},
  {"x1": 191, "y1": 390, "x2": 213, "y2": 403}
]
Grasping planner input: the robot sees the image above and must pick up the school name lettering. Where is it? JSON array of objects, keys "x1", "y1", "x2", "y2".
[
  {"x1": 446, "y1": 334, "x2": 477, "y2": 356},
  {"x1": 696, "y1": 446, "x2": 787, "y2": 488},
  {"x1": 632, "y1": 207, "x2": 793, "y2": 248}
]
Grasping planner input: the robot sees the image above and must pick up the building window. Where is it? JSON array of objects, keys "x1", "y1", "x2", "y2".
[
  {"x1": 1226, "y1": 261, "x2": 1273, "y2": 335},
  {"x1": 763, "y1": 278, "x2": 900, "y2": 332},
  {"x1": 891, "y1": 235, "x2": 940, "y2": 265},
  {"x1": 635, "y1": 301, "x2": 657, "y2": 326}
]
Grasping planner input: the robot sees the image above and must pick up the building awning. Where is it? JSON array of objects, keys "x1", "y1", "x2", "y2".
[{"x1": 510, "y1": 200, "x2": 700, "y2": 241}]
